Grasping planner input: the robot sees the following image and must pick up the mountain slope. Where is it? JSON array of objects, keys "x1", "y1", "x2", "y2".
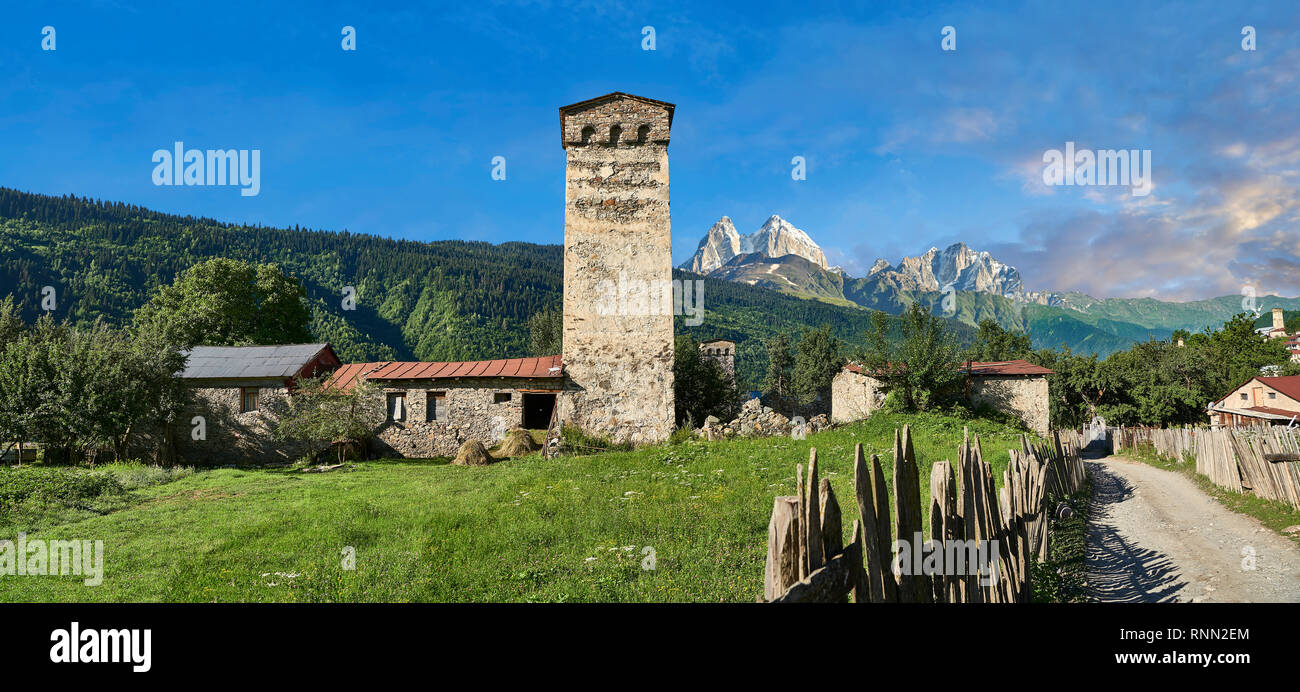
[
  {"x1": 681, "y1": 218, "x2": 1300, "y2": 356},
  {"x1": 0, "y1": 187, "x2": 961, "y2": 387}
]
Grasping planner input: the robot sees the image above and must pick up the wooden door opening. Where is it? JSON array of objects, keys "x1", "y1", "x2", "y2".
[{"x1": 523, "y1": 393, "x2": 556, "y2": 429}]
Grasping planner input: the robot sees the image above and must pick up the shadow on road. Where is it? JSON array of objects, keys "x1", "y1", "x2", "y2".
[{"x1": 1085, "y1": 460, "x2": 1188, "y2": 603}]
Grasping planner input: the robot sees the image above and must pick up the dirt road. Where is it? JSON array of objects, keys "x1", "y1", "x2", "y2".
[{"x1": 1086, "y1": 455, "x2": 1300, "y2": 603}]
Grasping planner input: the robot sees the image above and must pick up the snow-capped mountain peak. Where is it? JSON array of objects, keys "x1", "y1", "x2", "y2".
[{"x1": 682, "y1": 215, "x2": 828, "y2": 274}]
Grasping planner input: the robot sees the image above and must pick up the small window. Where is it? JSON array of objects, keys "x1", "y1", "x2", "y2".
[
  {"x1": 1241, "y1": 393, "x2": 1249, "y2": 400},
  {"x1": 388, "y1": 392, "x2": 406, "y2": 422},
  {"x1": 427, "y1": 392, "x2": 446, "y2": 422},
  {"x1": 494, "y1": 392, "x2": 512, "y2": 404},
  {"x1": 1269, "y1": 392, "x2": 1277, "y2": 399},
  {"x1": 241, "y1": 387, "x2": 259, "y2": 413}
]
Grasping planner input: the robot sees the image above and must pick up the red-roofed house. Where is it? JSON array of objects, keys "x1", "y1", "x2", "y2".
[
  {"x1": 328, "y1": 355, "x2": 565, "y2": 457},
  {"x1": 1207, "y1": 375, "x2": 1300, "y2": 427},
  {"x1": 832, "y1": 359, "x2": 1054, "y2": 436}
]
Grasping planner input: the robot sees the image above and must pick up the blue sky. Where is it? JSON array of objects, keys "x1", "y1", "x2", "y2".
[{"x1": 3, "y1": 0, "x2": 1298, "y2": 300}]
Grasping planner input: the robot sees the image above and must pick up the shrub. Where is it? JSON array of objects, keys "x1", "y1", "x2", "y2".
[
  {"x1": 99, "y1": 461, "x2": 195, "y2": 490},
  {"x1": 0, "y1": 466, "x2": 124, "y2": 514}
]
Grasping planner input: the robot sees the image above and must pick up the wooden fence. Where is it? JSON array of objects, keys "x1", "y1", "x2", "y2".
[
  {"x1": 762, "y1": 426, "x2": 1085, "y2": 603},
  {"x1": 1116, "y1": 425, "x2": 1300, "y2": 510}
]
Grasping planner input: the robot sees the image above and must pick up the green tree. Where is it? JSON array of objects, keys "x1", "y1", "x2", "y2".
[
  {"x1": 861, "y1": 304, "x2": 962, "y2": 412},
  {"x1": 673, "y1": 336, "x2": 739, "y2": 427},
  {"x1": 133, "y1": 258, "x2": 312, "y2": 349},
  {"x1": 527, "y1": 304, "x2": 562, "y2": 356},
  {"x1": 0, "y1": 294, "x2": 21, "y2": 346},
  {"x1": 762, "y1": 332, "x2": 794, "y2": 407},
  {"x1": 275, "y1": 376, "x2": 384, "y2": 464},
  {"x1": 792, "y1": 325, "x2": 843, "y2": 406},
  {"x1": 0, "y1": 316, "x2": 184, "y2": 463},
  {"x1": 965, "y1": 319, "x2": 1033, "y2": 362}
]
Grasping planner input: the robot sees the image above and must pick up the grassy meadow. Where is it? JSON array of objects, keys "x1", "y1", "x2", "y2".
[{"x1": 0, "y1": 412, "x2": 1037, "y2": 602}]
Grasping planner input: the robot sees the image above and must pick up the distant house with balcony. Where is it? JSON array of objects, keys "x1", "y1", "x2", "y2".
[{"x1": 1207, "y1": 375, "x2": 1300, "y2": 428}]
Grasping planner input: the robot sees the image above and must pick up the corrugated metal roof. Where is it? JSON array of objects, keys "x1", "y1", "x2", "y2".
[
  {"x1": 844, "y1": 359, "x2": 1054, "y2": 377},
  {"x1": 330, "y1": 355, "x2": 563, "y2": 390},
  {"x1": 965, "y1": 360, "x2": 1055, "y2": 376},
  {"x1": 180, "y1": 344, "x2": 332, "y2": 379}
]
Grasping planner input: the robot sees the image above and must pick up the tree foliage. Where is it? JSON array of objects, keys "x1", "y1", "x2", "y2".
[
  {"x1": 792, "y1": 325, "x2": 844, "y2": 406},
  {"x1": 527, "y1": 304, "x2": 562, "y2": 356},
  {"x1": 673, "y1": 336, "x2": 739, "y2": 427},
  {"x1": 133, "y1": 258, "x2": 312, "y2": 349},
  {"x1": 0, "y1": 305, "x2": 185, "y2": 462},
  {"x1": 965, "y1": 319, "x2": 1033, "y2": 362},
  {"x1": 274, "y1": 376, "x2": 384, "y2": 464},
  {"x1": 762, "y1": 332, "x2": 794, "y2": 408},
  {"x1": 861, "y1": 303, "x2": 963, "y2": 412}
]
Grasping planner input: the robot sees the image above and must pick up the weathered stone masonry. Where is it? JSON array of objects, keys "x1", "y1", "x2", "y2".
[
  {"x1": 556, "y1": 93, "x2": 676, "y2": 444},
  {"x1": 831, "y1": 360, "x2": 1053, "y2": 437},
  {"x1": 369, "y1": 377, "x2": 562, "y2": 458}
]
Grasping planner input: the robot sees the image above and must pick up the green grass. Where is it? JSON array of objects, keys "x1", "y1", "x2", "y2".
[
  {"x1": 0, "y1": 412, "x2": 1036, "y2": 602},
  {"x1": 1123, "y1": 443, "x2": 1300, "y2": 545},
  {"x1": 1030, "y1": 481, "x2": 1092, "y2": 603}
]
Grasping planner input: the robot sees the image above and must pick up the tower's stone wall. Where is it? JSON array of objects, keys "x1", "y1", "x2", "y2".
[{"x1": 557, "y1": 94, "x2": 675, "y2": 444}]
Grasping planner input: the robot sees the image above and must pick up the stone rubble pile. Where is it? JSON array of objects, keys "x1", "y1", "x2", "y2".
[{"x1": 698, "y1": 397, "x2": 829, "y2": 441}]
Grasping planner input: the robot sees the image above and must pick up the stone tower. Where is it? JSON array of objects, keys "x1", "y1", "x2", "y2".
[{"x1": 557, "y1": 92, "x2": 676, "y2": 444}]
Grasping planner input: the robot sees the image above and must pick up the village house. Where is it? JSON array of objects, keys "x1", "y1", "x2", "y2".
[
  {"x1": 1207, "y1": 374, "x2": 1300, "y2": 427},
  {"x1": 156, "y1": 92, "x2": 682, "y2": 465},
  {"x1": 328, "y1": 356, "x2": 564, "y2": 457},
  {"x1": 831, "y1": 359, "x2": 1054, "y2": 436},
  {"x1": 175, "y1": 343, "x2": 341, "y2": 465}
]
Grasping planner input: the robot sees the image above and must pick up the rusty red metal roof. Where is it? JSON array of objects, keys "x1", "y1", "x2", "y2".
[
  {"x1": 1244, "y1": 405, "x2": 1299, "y2": 418},
  {"x1": 844, "y1": 359, "x2": 1053, "y2": 377},
  {"x1": 333, "y1": 355, "x2": 563, "y2": 390},
  {"x1": 964, "y1": 360, "x2": 1055, "y2": 376},
  {"x1": 325, "y1": 362, "x2": 387, "y2": 392}
]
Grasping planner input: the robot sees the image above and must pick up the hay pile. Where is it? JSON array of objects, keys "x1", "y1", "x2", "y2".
[
  {"x1": 452, "y1": 439, "x2": 494, "y2": 466},
  {"x1": 497, "y1": 427, "x2": 539, "y2": 458}
]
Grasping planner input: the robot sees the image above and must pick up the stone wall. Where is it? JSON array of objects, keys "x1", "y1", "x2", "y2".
[
  {"x1": 370, "y1": 378, "x2": 564, "y2": 458},
  {"x1": 831, "y1": 369, "x2": 1051, "y2": 436},
  {"x1": 560, "y1": 94, "x2": 675, "y2": 445},
  {"x1": 830, "y1": 370, "x2": 885, "y2": 423},
  {"x1": 175, "y1": 381, "x2": 309, "y2": 466},
  {"x1": 969, "y1": 375, "x2": 1051, "y2": 437}
]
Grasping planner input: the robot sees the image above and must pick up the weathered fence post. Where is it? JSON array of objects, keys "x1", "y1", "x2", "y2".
[{"x1": 764, "y1": 496, "x2": 800, "y2": 602}]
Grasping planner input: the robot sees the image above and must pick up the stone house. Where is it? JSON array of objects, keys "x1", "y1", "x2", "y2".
[
  {"x1": 329, "y1": 355, "x2": 565, "y2": 457},
  {"x1": 175, "y1": 343, "x2": 341, "y2": 465},
  {"x1": 1207, "y1": 375, "x2": 1300, "y2": 427},
  {"x1": 831, "y1": 359, "x2": 1054, "y2": 436},
  {"x1": 161, "y1": 92, "x2": 686, "y2": 463}
]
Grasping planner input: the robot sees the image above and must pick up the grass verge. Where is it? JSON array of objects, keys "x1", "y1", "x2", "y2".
[
  {"x1": 0, "y1": 412, "x2": 1035, "y2": 602},
  {"x1": 1031, "y1": 479, "x2": 1092, "y2": 603}
]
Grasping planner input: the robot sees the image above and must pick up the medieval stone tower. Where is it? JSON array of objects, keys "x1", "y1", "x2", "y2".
[{"x1": 556, "y1": 92, "x2": 676, "y2": 444}]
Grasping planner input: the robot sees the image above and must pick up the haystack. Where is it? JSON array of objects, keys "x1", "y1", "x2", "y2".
[
  {"x1": 497, "y1": 427, "x2": 539, "y2": 458},
  {"x1": 453, "y1": 439, "x2": 494, "y2": 466}
]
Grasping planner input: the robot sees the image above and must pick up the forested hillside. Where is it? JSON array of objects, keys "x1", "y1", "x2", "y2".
[{"x1": 0, "y1": 188, "x2": 952, "y2": 385}]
